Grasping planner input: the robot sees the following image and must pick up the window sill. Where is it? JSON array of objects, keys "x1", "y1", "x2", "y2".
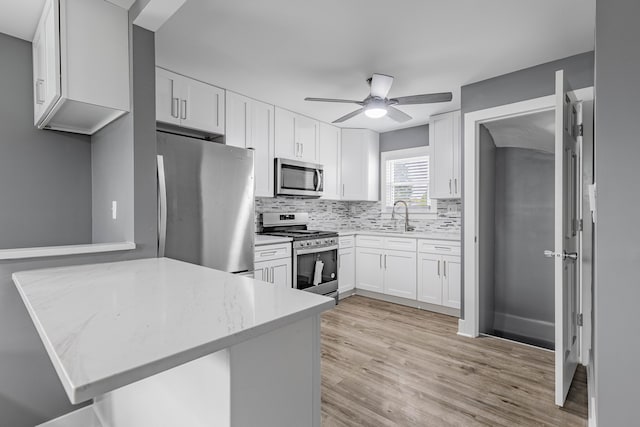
[{"x1": 0, "y1": 242, "x2": 136, "y2": 260}]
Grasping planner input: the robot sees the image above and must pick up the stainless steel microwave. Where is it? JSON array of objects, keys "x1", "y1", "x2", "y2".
[{"x1": 275, "y1": 158, "x2": 324, "y2": 197}]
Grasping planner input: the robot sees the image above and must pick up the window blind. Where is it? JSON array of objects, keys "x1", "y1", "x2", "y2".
[{"x1": 384, "y1": 155, "x2": 431, "y2": 209}]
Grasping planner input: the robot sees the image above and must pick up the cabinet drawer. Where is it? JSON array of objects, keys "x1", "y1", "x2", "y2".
[
  {"x1": 339, "y1": 235, "x2": 355, "y2": 248},
  {"x1": 356, "y1": 235, "x2": 384, "y2": 249},
  {"x1": 254, "y1": 243, "x2": 291, "y2": 262},
  {"x1": 384, "y1": 237, "x2": 417, "y2": 252},
  {"x1": 417, "y1": 239, "x2": 461, "y2": 255}
]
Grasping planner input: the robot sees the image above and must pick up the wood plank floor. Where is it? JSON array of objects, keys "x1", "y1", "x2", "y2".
[{"x1": 321, "y1": 296, "x2": 588, "y2": 427}]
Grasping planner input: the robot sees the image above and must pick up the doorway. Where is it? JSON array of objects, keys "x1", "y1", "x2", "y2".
[
  {"x1": 460, "y1": 83, "x2": 594, "y2": 407},
  {"x1": 478, "y1": 111, "x2": 556, "y2": 350}
]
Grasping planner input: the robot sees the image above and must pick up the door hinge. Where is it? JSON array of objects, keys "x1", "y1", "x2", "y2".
[
  {"x1": 577, "y1": 313, "x2": 583, "y2": 327},
  {"x1": 578, "y1": 219, "x2": 583, "y2": 232},
  {"x1": 573, "y1": 123, "x2": 583, "y2": 137}
]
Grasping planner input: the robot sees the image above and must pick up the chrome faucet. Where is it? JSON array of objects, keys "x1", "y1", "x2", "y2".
[{"x1": 391, "y1": 200, "x2": 415, "y2": 232}]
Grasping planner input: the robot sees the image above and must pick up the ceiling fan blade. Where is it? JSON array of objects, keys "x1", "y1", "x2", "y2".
[
  {"x1": 332, "y1": 108, "x2": 365, "y2": 123},
  {"x1": 386, "y1": 106, "x2": 412, "y2": 123},
  {"x1": 305, "y1": 97, "x2": 364, "y2": 105},
  {"x1": 390, "y1": 92, "x2": 453, "y2": 105},
  {"x1": 369, "y1": 73, "x2": 394, "y2": 98}
]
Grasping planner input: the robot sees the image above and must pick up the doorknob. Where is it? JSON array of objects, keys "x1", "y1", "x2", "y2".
[{"x1": 544, "y1": 250, "x2": 578, "y2": 261}]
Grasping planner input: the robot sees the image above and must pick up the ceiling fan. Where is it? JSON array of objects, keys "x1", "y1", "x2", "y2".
[{"x1": 304, "y1": 73, "x2": 452, "y2": 124}]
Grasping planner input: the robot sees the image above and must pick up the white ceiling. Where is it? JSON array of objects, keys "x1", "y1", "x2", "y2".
[
  {"x1": 483, "y1": 110, "x2": 555, "y2": 153},
  {"x1": 0, "y1": 0, "x2": 46, "y2": 41},
  {"x1": 156, "y1": 0, "x2": 595, "y2": 133}
]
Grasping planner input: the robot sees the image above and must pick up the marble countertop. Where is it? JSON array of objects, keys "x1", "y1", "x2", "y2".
[
  {"x1": 255, "y1": 234, "x2": 293, "y2": 246},
  {"x1": 334, "y1": 229, "x2": 460, "y2": 242},
  {"x1": 12, "y1": 258, "x2": 334, "y2": 404}
]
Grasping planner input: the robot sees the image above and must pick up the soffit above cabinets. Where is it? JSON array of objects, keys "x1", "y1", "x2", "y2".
[{"x1": 155, "y1": 0, "x2": 595, "y2": 133}]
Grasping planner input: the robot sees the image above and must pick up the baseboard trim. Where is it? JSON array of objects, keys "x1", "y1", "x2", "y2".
[
  {"x1": 338, "y1": 289, "x2": 356, "y2": 300},
  {"x1": 354, "y1": 290, "x2": 460, "y2": 317},
  {"x1": 492, "y1": 311, "x2": 554, "y2": 344}
]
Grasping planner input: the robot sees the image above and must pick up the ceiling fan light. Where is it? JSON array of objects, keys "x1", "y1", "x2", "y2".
[{"x1": 364, "y1": 107, "x2": 388, "y2": 118}]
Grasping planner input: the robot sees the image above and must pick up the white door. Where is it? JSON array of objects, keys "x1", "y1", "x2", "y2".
[
  {"x1": 155, "y1": 68, "x2": 180, "y2": 125},
  {"x1": 181, "y1": 79, "x2": 224, "y2": 134},
  {"x1": 295, "y1": 115, "x2": 318, "y2": 162},
  {"x1": 442, "y1": 255, "x2": 461, "y2": 309},
  {"x1": 383, "y1": 250, "x2": 417, "y2": 299},
  {"x1": 355, "y1": 247, "x2": 384, "y2": 292},
  {"x1": 417, "y1": 253, "x2": 442, "y2": 305},
  {"x1": 270, "y1": 260, "x2": 292, "y2": 288},
  {"x1": 340, "y1": 130, "x2": 365, "y2": 200},
  {"x1": 430, "y1": 113, "x2": 455, "y2": 198},
  {"x1": 319, "y1": 123, "x2": 341, "y2": 200},
  {"x1": 253, "y1": 261, "x2": 269, "y2": 282},
  {"x1": 250, "y1": 100, "x2": 275, "y2": 198},
  {"x1": 274, "y1": 107, "x2": 296, "y2": 159},
  {"x1": 225, "y1": 91, "x2": 249, "y2": 148},
  {"x1": 553, "y1": 69, "x2": 580, "y2": 406},
  {"x1": 338, "y1": 248, "x2": 355, "y2": 293}
]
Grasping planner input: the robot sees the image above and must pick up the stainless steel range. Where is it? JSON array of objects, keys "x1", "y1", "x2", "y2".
[{"x1": 262, "y1": 213, "x2": 339, "y2": 303}]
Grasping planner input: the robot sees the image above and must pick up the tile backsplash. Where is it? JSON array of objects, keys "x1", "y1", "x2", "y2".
[{"x1": 255, "y1": 197, "x2": 461, "y2": 234}]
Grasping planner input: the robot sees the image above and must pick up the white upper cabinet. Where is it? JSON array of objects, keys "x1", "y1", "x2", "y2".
[
  {"x1": 429, "y1": 110, "x2": 461, "y2": 198},
  {"x1": 226, "y1": 91, "x2": 275, "y2": 197},
  {"x1": 319, "y1": 123, "x2": 341, "y2": 200},
  {"x1": 340, "y1": 129, "x2": 379, "y2": 201},
  {"x1": 274, "y1": 107, "x2": 319, "y2": 163},
  {"x1": 156, "y1": 67, "x2": 225, "y2": 135},
  {"x1": 32, "y1": 0, "x2": 130, "y2": 135}
]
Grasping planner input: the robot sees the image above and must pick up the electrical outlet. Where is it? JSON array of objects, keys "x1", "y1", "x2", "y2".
[{"x1": 112, "y1": 201, "x2": 117, "y2": 220}]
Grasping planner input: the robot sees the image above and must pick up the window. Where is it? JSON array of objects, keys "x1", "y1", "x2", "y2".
[{"x1": 381, "y1": 147, "x2": 436, "y2": 216}]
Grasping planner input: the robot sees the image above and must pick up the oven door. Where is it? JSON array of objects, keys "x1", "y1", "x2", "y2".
[
  {"x1": 276, "y1": 158, "x2": 323, "y2": 197},
  {"x1": 293, "y1": 245, "x2": 338, "y2": 295}
]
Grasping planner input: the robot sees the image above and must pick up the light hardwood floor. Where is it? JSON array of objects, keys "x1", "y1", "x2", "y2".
[{"x1": 321, "y1": 296, "x2": 588, "y2": 427}]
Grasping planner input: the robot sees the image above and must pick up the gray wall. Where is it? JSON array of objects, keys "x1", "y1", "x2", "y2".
[
  {"x1": 459, "y1": 51, "x2": 595, "y2": 319},
  {"x1": 462, "y1": 51, "x2": 594, "y2": 114},
  {"x1": 379, "y1": 124, "x2": 428, "y2": 152},
  {"x1": 0, "y1": 25, "x2": 157, "y2": 427},
  {"x1": 0, "y1": 34, "x2": 92, "y2": 249},
  {"x1": 478, "y1": 125, "x2": 495, "y2": 333},
  {"x1": 92, "y1": 114, "x2": 135, "y2": 243},
  {"x1": 594, "y1": 1, "x2": 640, "y2": 424},
  {"x1": 493, "y1": 147, "x2": 555, "y2": 342}
]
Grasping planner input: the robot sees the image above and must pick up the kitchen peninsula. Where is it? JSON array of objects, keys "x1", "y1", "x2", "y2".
[{"x1": 13, "y1": 257, "x2": 334, "y2": 427}]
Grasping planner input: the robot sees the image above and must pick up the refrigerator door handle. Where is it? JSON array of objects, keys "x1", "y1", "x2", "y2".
[{"x1": 157, "y1": 155, "x2": 168, "y2": 257}]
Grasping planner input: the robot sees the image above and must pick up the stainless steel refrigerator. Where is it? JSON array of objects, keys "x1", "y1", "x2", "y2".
[{"x1": 157, "y1": 131, "x2": 255, "y2": 274}]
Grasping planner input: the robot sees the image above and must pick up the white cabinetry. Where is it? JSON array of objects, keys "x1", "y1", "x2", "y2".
[
  {"x1": 226, "y1": 92, "x2": 275, "y2": 197},
  {"x1": 156, "y1": 67, "x2": 225, "y2": 135},
  {"x1": 340, "y1": 129, "x2": 379, "y2": 201},
  {"x1": 355, "y1": 247, "x2": 384, "y2": 293},
  {"x1": 429, "y1": 111, "x2": 461, "y2": 198},
  {"x1": 417, "y1": 240, "x2": 461, "y2": 308},
  {"x1": 319, "y1": 123, "x2": 341, "y2": 200},
  {"x1": 338, "y1": 235, "x2": 355, "y2": 294},
  {"x1": 274, "y1": 107, "x2": 319, "y2": 163},
  {"x1": 355, "y1": 235, "x2": 417, "y2": 299},
  {"x1": 32, "y1": 0, "x2": 130, "y2": 134},
  {"x1": 254, "y1": 243, "x2": 292, "y2": 289}
]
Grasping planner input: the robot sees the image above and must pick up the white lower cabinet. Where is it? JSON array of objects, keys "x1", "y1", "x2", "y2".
[
  {"x1": 383, "y1": 250, "x2": 417, "y2": 299},
  {"x1": 351, "y1": 234, "x2": 460, "y2": 312},
  {"x1": 442, "y1": 255, "x2": 461, "y2": 308},
  {"x1": 355, "y1": 247, "x2": 384, "y2": 293},
  {"x1": 254, "y1": 243, "x2": 292, "y2": 289},
  {"x1": 338, "y1": 247, "x2": 355, "y2": 293},
  {"x1": 417, "y1": 241, "x2": 461, "y2": 309}
]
